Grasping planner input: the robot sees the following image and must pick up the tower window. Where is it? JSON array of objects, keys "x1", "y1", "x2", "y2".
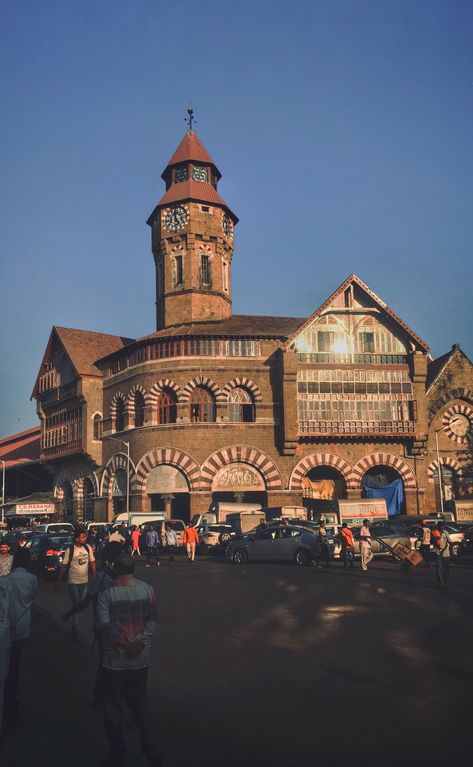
[
  {"x1": 223, "y1": 260, "x2": 229, "y2": 292},
  {"x1": 200, "y1": 255, "x2": 211, "y2": 286},
  {"x1": 201, "y1": 206, "x2": 210, "y2": 213},
  {"x1": 93, "y1": 414, "x2": 102, "y2": 441},
  {"x1": 192, "y1": 165, "x2": 208, "y2": 182},
  {"x1": 175, "y1": 165, "x2": 188, "y2": 183},
  {"x1": 173, "y1": 255, "x2": 183, "y2": 287}
]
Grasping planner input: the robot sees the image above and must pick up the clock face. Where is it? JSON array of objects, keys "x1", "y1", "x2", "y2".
[
  {"x1": 222, "y1": 213, "x2": 233, "y2": 240},
  {"x1": 449, "y1": 414, "x2": 470, "y2": 437},
  {"x1": 192, "y1": 165, "x2": 208, "y2": 182},
  {"x1": 164, "y1": 206, "x2": 188, "y2": 232}
]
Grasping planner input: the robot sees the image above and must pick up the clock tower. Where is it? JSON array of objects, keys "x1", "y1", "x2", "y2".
[{"x1": 147, "y1": 128, "x2": 238, "y2": 330}]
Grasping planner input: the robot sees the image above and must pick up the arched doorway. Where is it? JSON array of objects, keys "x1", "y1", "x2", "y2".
[
  {"x1": 63, "y1": 482, "x2": 74, "y2": 522},
  {"x1": 301, "y1": 465, "x2": 347, "y2": 517},
  {"x1": 361, "y1": 465, "x2": 406, "y2": 515},
  {"x1": 146, "y1": 465, "x2": 190, "y2": 522},
  {"x1": 211, "y1": 463, "x2": 267, "y2": 507},
  {"x1": 112, "y1": 468, "x2": 127, "y2": 517},
  {"x1": 83, "y1": 477, "x2": 95, "y2": 521}
]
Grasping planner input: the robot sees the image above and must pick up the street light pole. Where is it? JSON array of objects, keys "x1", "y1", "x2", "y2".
[
  {"x1": 435, "y1": 418, "x2": 461, "y2": 517},
  {"x1": 103, "y1": 435, "x2": 130, "y2": 526}
]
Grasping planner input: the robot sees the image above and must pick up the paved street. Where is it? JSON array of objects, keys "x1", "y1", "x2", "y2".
[{"x1": 2, "y1": 553, "x2": 473, "y2": 767}]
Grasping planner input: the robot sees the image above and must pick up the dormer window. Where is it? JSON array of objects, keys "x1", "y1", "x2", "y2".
[
  {"x1": 192, "y1": 165, "x2": 208, "y2": 182},
  {"x1": 175, "y1": 165, "x2": 188, "y2": 183}
]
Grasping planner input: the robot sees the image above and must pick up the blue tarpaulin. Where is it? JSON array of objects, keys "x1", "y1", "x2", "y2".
[{"x1": 362, "y1": 478, "x2": 404, "y2": 517}]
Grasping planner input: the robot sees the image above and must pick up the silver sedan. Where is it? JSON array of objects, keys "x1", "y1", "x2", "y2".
[{"x1": 225, "y1": 525, "x2": 319, "y2": 566}]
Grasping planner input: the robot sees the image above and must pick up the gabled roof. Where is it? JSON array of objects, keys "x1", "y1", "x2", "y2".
[
  {"x1": 164, "y1": 130, "x2": 219, "y2": 175},
  {"x1": 427, "y1": 344, "x2": 472, "y2": 390},
  {"x1": 284, "y1": 274, "x2": 430, "y2": 352},
  {"x1": 155, "y1": 179, "x2": 232, "y2": 212},
  {"x1": 32, "y1": 326, "x2": 135, "y2": 397}
]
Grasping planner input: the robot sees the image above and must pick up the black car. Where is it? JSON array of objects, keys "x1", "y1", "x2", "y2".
[{"x1": 27, "y1": 534, "x2": 74, "y2": 579}]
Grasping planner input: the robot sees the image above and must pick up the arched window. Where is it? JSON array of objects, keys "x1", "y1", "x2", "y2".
[
  {"x1": 228, "y1": 387, "x2": 255, "y2": 422},
  {"x1": 83, "y1": 477, "x2": 95, "y2": 521},
  {"x1": 115, "y1": 398, "x2": 125, "y2": 432},
  {"x1": 189, "y1": 386, "x2": 216, "y2": 423},
  {"x1": 157, "y1": 388, "x2": 177, "y2": 424},
  {"x1": 134, "y1": 392, "x2": 145, "y2": 428},
  {"x1": 93, "y1": 414, "x2": 102, "y2": 441}
]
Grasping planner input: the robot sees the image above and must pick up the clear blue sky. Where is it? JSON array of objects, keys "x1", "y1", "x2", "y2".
[{"x1": 1, "y1": 0, "x2": 472, "y2": 438}]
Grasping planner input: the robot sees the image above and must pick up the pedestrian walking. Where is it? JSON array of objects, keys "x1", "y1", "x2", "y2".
[
  {"x1": 419, "y1": 520, "x2": 432, "y2": 566},
  {"x1": 131, "y1": 525, "x2": 141, "y2": 557},
  {"x1": 339, "y1": 522, "x2": 355, "y2": 569},
  {"x1": 145, "y1": 525, "x2": 160, "y2": 568},
  {"x1": 314, "y1": 521, "x2": 330, "y2": 567},
  {"x1": 0, "y1": 540, "x2": 13, "y2": 576},
  {"x1": 108, "y1": 525, "x2": 127, "y2": 546},
  {"x1": 163, "y1": 524, "x2": 178, "y2": 563},
  {"x1": 432, "y1": 521, "x2": 451, "y2": 587},
  {"x1": 0, "y1": 576, "x2": 11, "y2": 743},
  {"x1": 56, "y1": 527, "x2": 96, "y2": 640},
  {"x1": 183, "y1": 521, "x2": 199, "y2": 562},
  {"x1": 359, "y1": 519, "x2": 374, "y2": 571},
  {"x1": 3, "y1": 548, "x2": 38, "y2": 731},
  {"x1": 96, "y1": 552, "x2": 162, "y2": 767},
  {"x1": 60, "y1": 541, "x2": 123, "y2": 707}
]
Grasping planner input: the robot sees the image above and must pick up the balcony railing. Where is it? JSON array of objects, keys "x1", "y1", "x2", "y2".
[
  {"x1": 298, "y1": 353, "x2": 408, "y2": 365},
  {"x1": 40, "y1": 440, "x2": 82, "y2": 459},
  {"x1": 38, "y1": 382, "x2": 77, "y2": 404},
  {"x1": 298, "y1": 420, "x2": 416, "y2": 436}
]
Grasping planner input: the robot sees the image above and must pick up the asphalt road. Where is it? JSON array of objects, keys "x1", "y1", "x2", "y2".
[{"x1": 2, "y1": 552, "x2": 473, "y2": 767}]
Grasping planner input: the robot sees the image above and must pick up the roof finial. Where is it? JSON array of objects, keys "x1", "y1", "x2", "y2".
[{"x1": 185, "y1": 107, "x2": 196, "y2": 132}]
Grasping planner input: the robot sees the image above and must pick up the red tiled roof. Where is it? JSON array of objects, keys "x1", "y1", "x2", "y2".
[
  {"x1": 165, "y1": 131, "x2": 218, "y2": 170},
  {"x1": 54, "y1": 327, "x2": 135, "y2": 377},
  {"x1": 0, "y1": 425, "x2": 40, "y2": 467},
  {"x1": 157, "y1": 179, "x2": 230, "y2": 209},
  {"x1": 139, "y1": 315, "x2": 306, "y2": 341}
]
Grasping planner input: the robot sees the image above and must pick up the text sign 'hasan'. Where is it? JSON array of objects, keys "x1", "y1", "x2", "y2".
[
  {"x1": 9, "y1": 503, "x2": 56, "y2": 516},
  {"x1": 214, "y1": 463, "x2": 265, "y2": 491}
]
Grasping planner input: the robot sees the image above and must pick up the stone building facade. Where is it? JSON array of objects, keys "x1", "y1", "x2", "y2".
[{"x1": 32, "y1": 129, "x2": 473, "y2": 523}]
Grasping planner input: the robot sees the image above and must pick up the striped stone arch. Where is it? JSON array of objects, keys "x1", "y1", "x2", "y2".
[
  {"x1": 148, "y1": 379, "x2": 181, "y2": 407},
  {"x1": 55, "y1": 468, "x2": 95, "y2": 499},
  {"x1": 441, "y1": 404, "x2": 473, "y2": 444},
  {"x1": 110, "y1": 391, "x2": 127, "y2": 419},
  {"x1": 200, "y1": 445, "x2": 283, "y2": 492},
  {"x1": 181, "y1": 376, "x2": 224, "y2": 403},
  {"x1": 127, "y1": 384, "x2": 148, "y2": 413},
  {"x1": 289, "y1": 453, "x2": 354, "y2": 491},
  {"x1": 352, "y1": 453, "x2": 417, "y2": 489},
  {"x1": 132, "y1": 448, "x2": 201, "y2": 493},
  {"x1": 222, "y1": 377, "x2": 263, "y2": 403},
  {"x1": 428, "y1": 388, "x2": 473, "y2": 422},
  {"x1": 427, "y1": 456, "x2": 463, "y2": 481},
  {"x1": 101, "y1": 452, "x2": 137, "y2": 498}
]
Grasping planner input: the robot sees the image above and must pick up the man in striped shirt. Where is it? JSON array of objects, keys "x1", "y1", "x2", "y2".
[{"x1": 96, "y1": 553, "x2": 161, "y2": 767}]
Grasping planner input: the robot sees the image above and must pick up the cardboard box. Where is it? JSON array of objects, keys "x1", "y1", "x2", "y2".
[
  {"x1": 392, "y1": 542, "x2": 411, "y2": 560},
  {"x1": 406, "y1": 550, "x2": 423, "y2": 567}
]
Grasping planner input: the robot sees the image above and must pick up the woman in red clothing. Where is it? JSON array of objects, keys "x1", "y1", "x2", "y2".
[{"x1": 131, "y1": 525, "x2": 141, "y2": 558}]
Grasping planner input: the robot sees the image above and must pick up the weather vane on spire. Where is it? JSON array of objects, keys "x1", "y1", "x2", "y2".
[{"x1": 186, "y1": 107, "x2": 196, "y2": 131}]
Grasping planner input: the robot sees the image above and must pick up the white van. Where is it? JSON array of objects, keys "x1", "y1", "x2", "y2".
[
  {"x1": 111, "y1": 512, "x2": 166, "y2": 527},
  {"x1": 34, "y1": 522, "x2": 75, "y2": 536}
]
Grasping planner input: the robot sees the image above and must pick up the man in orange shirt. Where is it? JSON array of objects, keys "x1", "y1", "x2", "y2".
[
  {"x1": 339, "y1": 522, "x2": 355, "y2": 569},
  {"x1": 183, "y1": 522, "x2": 199, "y2": 562}
]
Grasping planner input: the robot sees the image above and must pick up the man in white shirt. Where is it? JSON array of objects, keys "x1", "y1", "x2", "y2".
[
  {"x1": 3, "y1": 547, "x2": 38, "y2": 730},
  {"x1": 359, "y1": 519, "x2": 374, "y2": 571},
  {"x1": 0, "y1": 540, "x2": 13, "y2": 576},
  {"x1": 56, "y1": 527, "x2": 96, "y2": 640}
]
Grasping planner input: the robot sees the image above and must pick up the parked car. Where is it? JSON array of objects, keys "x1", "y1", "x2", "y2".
[
  {"x1": 34, "y1": 522, "x2": 75, "y2": 536},
  {"x1": 197, "y1": 524, "x2": 236, "y2": 553},
  {"x1": 26, "y1": 533, "x2": 74, "y2": 580},
  {"x1": 352, "y1": 523, "x2": 414, "y2": 558},
  {"x1": 461, "y1": 526, "x2": 473, "y2": 554},
  {"x1": 225, "y1": 524, "x2": 319, "y2": 566}
]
